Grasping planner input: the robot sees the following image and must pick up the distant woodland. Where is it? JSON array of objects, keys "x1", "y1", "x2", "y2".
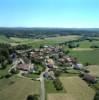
[{"x1": 0, "y1": 28, "x2": 99, "y2": 38}]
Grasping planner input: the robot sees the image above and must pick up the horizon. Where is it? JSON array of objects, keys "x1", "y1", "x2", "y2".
[{"x1": 0, "y1": 0, "x2": 99, "y2": 28}]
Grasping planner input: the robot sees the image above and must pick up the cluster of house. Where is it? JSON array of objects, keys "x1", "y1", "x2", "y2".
[{"x1": 10, "y1": 45, "x2": 97, "y2": 83}]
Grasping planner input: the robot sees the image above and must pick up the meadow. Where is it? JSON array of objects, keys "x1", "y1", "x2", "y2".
[
  {"x1": 60, "y1": 76, "x2": 95, "y2": 100},
  {"x1": 0, "y1": 76, "x2": 40, "y2": 100},
  {"x1": 87, "y1": 65, "x2": 99, "y2": 77},
  {"x1": 69, "y1": 49, "x2": 99, "y2": 65},
  {"x1": 47, "y1": 76, "x2": 95, "y2": 100},
  {"x1": 10, "y1": 35, "x2": 80, "y2": 47},
  {"x1": 66, "y1": 39, "x2": 99, "y2": 65}
]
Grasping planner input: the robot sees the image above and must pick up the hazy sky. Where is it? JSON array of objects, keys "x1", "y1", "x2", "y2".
[{"x1": 0, "y1": 0, "x2": 99, "y2": 28}]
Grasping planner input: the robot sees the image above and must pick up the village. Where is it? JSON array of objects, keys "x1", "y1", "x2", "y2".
[
  {"x1": 6, "y1": 44, "x2": 98, "y2": 100},
  {"x1": 0, "y1": 42, "x2": 98, "y2": 100}
]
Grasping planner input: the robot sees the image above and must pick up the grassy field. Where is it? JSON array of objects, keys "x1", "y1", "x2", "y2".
[
  {"x1": 0, "y1": 76, "x2": 40, "y2": 100},
  {"x1": 0, "y1": 64, "x2": 12, "y2": 76},
  {"x1": 48, "y1": 93, "x2": 75, "y2": 100},
  {"x1": 69, "y1": 49, "x2": 99, "y2": 65},
  {"x1": 47, "y1": 76, "x2": 95, "y2": 100},
  {"x1": 87, "y1": 65, "x2": 99, "y2": 77},
  {"x1": 45, "y1": 79, "x2": 65, "y2": 93},
  {"x1": 76, "y1": 40, "x2": 99, "y2": 48},
  {"x1": 0, "y1": 35, "x2": 13, "y2": 43},
  {"x1": 60, "y1": 76, "x2": 95, "y2": 100},
  {"x1": 10, "y1": 35, "x2": 80, "y2": 47}
]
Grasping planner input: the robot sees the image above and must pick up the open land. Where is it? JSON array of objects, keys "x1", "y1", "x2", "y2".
[{"x1": 0, "y1": 76, "x2": 40, "y2": 100}]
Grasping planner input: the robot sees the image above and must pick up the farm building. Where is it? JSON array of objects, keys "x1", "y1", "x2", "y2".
[
  {"x1": 83, "y1": 74, "x2": 97, "y2": 83},
  {"x1": 73, "y1": 63, "x2": 83, "y2": 70},
  {"x1": 17, "y1": 63, "x2": 35, "y2": 72}
]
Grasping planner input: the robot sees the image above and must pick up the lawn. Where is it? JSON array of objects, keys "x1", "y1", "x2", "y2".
[
  {"x1": 69, "y1": 49, "x2": 99, "y2": 65},
  {"x1": 0, "y1": 76, "x2": 40, "y2": 100},
  {"x1": 60, "y1": 76, "x2": 95, "y2": 100}
]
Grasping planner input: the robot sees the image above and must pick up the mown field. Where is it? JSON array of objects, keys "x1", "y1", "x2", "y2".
[
  {"x1": 69, "y1": 49, "x2": 99, "y2": 65},
  {"x1": 87, "y1": 65, "x2": 99, "y2": 77},
  {"x1": 48, "y1": 76, "x2": 95, "y2": 100},
  {"x1": 48, "y1": 93, "x2": 75, "y2": 100},
  {"x1": 60, "y1": 76, "x2": 95, "y2": 100},
  {"x1": 0, "y1": 76, "x2": 40, "y2": 100}
]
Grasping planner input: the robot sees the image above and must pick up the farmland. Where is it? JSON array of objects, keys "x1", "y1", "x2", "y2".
[
  {"x1": 47, "y1": 76, "x2": 95, "y2": 100},
  {"x1": 65, "y1": 39, "x2": 99, "y2": 65},
  {"x1": 48, "y1": 93, "x2": 75, "y2": 100},
  {"x1": 60, "y1": 76, "x2": 95, "y2": 100},
  {"x1": 10, "y1": 35, "x2": 80, "y2": 47},
  {"x1": 0, "y1": 34, "x2": 99, "y2": 100},
  {"x1": 87, "y1": 65, "x2": 99, "y2": 77},
  {"x1": 69, "y1": 49, "x2": 99, "y2": 65},
  {"x1": 0, "y1": 76, "x2": 40, "y2": 100},
  {"x1": 0, "y1": 35, "x2": 80, "y2": 47}
]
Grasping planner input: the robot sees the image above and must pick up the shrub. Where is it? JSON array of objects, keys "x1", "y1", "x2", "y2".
[
  {"x1": 27, "y1": 94, "x2": 38, "y2": 100},
  {"x1": 53, "y1": 78, "x2": 63, "y2": 91},
  {"x1": 94, "y1": 90, "x2": 99, "y2": 100},
  {"x1": 5, "y1": 73, "x2": 12, "y2": 78}
]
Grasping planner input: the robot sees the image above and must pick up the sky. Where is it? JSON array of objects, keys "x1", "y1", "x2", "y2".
[{"x1": 0, "y1": 0, "x2": 99, "y2": 28}]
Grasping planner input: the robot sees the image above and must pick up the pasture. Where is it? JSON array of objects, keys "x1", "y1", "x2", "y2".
[
  {"x1": 47, "y1": 76, "x2": 95, "y2": 100},
  {"x1": 48, "y1": 93, "x2": 75, "y2": 100},
  {"x1": 10, "y1": 35, "x2": 80, "y2": 47},
  {"x1": 0, "y1": 76, "x2": 40, "y2": 100},
  {"x1": 0, "y1": 35, "x2": 13, "y2": 43},
  {"x1": 69, "y1": 49, "x2": 99, "y2": 65},
  {"x1": 76, "y1": 40, "x2": 99, "y2": 48},
  {"x1": 87, "y1": 65, "x2": 99, "y2": 77},
  {"x1": 60, "y1": 76, "x2": 95, "y2": 100}
]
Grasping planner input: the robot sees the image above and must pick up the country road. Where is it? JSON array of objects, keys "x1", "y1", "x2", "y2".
[{"x1": 40, "y1": 72, "x2": 45, "y2": 100}]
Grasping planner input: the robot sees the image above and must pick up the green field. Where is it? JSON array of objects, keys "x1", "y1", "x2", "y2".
[
  {"x1": 0, "y1": 35, "x2": 80, "y2": 47},
  {"x1": 10, "y1": 35, "x2": 80, "y2": 47},
  {"x1": 78, "y1": 40, "x2": 99, "y2": 48},
  {"x1": 0, "y1": 64, "x2": 11, "y2": 76},
  {"x1": 0, "y1": 35, "x2": 13, "y2": 43},
  {"x1": 45, "y1": 79, "x2": 65, "y2": 93},
  {"x1": 0, "y1": 76, "x2": 40, "y2": 100},
  {"x1": 69, "y1": 49, "x2": 99, "y2": 65}
]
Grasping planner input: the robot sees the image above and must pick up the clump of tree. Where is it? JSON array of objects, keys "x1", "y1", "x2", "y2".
[
  {"x1": 26, "y1": 94, "x2": 39, "y2": 100},
  {"x1": 54, "y1": 70, "x2": 61, "y2": 77},
  {"x1": 90, "y1": 45, "x2": 99, "y2": 48},
  {"x1": 53, "y1": 78, "x2": 63, "y2": 91},
  {"x1": 67, "y1": 42, "x2": 79, "y2": 48},
  {"x1": 10, "y1": 68, "x2": 19, "y2": 74},
  {"x1": 0, "y1": 43, "x2": 14, "y2": 69},
  {"x1": 94, "y1": 90, "x2": 99, "y2": 100},
  {"x1": 15, "y1": 44, "x2": 31, "y2": 50},
  {"x1": 84, "y1": 62, "x2": 90, "y2": 66}
]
